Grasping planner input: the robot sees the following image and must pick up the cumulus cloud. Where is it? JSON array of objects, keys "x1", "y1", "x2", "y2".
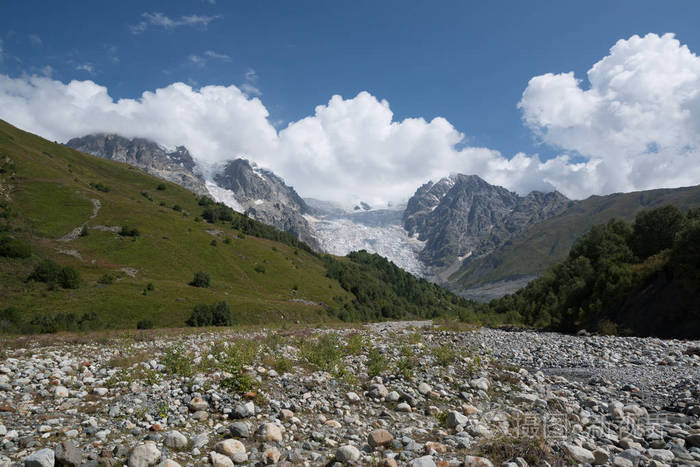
[
  {"x1": 1, "y1": 33, "x2": 699, "y2": 204},
  {"x1": 519, "y1": 33, "x2": 700, "y2": 198},
  {"x1": 130, "y1": 12, "x2": 221, "y2": 34}
]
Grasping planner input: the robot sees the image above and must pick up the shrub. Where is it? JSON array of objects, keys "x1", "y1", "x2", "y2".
[
  {"x1": 146, "y1": 282, "x2": 154, "y2": 291},
  {"x1": 172, "y1": 204, "x2": 182, "y2": 212},
  {"x1": 0, "y1": 235, "x2": 31, "y2": 258},
  {"x1": 210, "y1": 240, "x2": 217, "y2": 247},
  {"x1": 80, "y1": 225, "x2": 89, "y2": 237},
  {"x1": 254, "y1": 265, "x2": 265, "y2": 274},
  {"x1": 98, "y1": 273, "x2": 115, "y2": 285},
  {"x1": 0, "y1": 307, "x2": 21, "y2": 332},
  {"x1": 137, "y1": 319, "x2": 154, "y2": 330},
  {"x1": 140, "y1": 191, "x2": 153, "y2": 201},
  {"x1": 28, "y1": 259, "x2": 62, "y2": 284},
  {"x1": 366, "y1": 347, "x2": 388, "y2": 377},
  {"x1": 156, "y1": 183, "x2": 166, "y2": 191},
  {"x1": 189, "y1": 271, "x2": 211, "y2": 288},
  {"x1": 300, "y1": 333, "x2": 345, "y2": 371},
  {"x1": 161, "y1": 347, "x2": 193, "y2": 376},
  {"x1": 119, "y1": 225, "x2": 140, "y2": 237},
  {"x1": 58, "y1": 266, "x2": 80, "y2": 289},
  {"x1": 89, "y1": 182, "x2": 110, "y2": 192},
  {"x1": 431, "y1": 345, "x2": 457, "y2": 366},
  {"x1": 186, "y1": 301, "x2": 232, "y2": 327},
  {"x1": 28, "y1": 260, "x2": 80, "y2": 289}
]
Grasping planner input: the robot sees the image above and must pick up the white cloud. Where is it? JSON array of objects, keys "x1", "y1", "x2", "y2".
[
  {"x1": 75, "y1": 63, "x2": 96, "y2": 75},
  {"x1": 519, "y1": 33, "x2": 700, "y2": 198},
  {"x1": 28, "y1": 34, "x2": 42, "y2": 46},
  {"x1": 131, "y1": 12, "x2": 221, "y2": 34},
  {"x1": 204, "y1": 50, "x2": 230, "y2": 61},
  {"x1": 1, "y1": 33, "x2": 699, "y2": 204}
]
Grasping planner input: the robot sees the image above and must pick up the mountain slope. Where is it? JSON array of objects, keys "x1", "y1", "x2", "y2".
[
  {"x1": 450, "y1": 185, "x2": 700, "y2": 296},
  {"x1": 404, "y1": 174, "x2": 570, "y2": 268},
  {"x1": 213, "y1": 159, "x2": 320, "y2": 249},
  {"x1": 0, "y1": 120, "x2": 358, "y2": 330},
  {"x1": 66, "y1": 134, "x2": 208, "y2": 195}
]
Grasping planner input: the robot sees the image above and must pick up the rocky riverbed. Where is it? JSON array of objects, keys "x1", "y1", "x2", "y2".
[{"x1": 1, "y1": 324, "x2": 699, "y2": 466}]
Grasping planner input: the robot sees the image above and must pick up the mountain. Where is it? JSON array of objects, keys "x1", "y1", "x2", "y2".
[
  {"x1": 403, "y1": 174, "x2": 570, "y2": 269},
  {"x1": 449, "y1": 184, "x2": 700, "y2": 299},
  {"x1": 66, "y1": 134, "x2": 208, "y2": 195},
  {"x1": 0, "y1": 119, "x2": 476, "y2": 332},
  {"x1": 212, "y1": 159, "x2": 320, "y2": 250}
]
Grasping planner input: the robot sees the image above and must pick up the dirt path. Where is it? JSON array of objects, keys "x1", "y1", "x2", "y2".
[{"x1": 58, "y1": 198, "x2": 101, "y2": 242}]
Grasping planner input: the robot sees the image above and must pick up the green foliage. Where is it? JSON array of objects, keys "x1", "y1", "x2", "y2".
[
  {"x1": 89, "y1": 182, "x2": 110, "y2": 192},
  {"x1": 300, "y1": 333, "x2": 346, "y2": 371},
  {"x1": 186, "y1": 301, "x2": 232, "y2": 327},
  {"x1": 0, "y1": 235, "x2": 31, "y2": 258},
  {"x1": 344, "y1": 333, "x2": 366, "y2": 355},
  {"x1": 136, "y1": 319, "x2": 154, "y2": 330},
  {"x1": 161, "y1": 346, "x2": 193, "y2": 376},
  {"x1": 119, "y1": 225, "x2": 140, "y2": 237},
  {"x1": 366, "y1": 347, "x2": 387, "y2": 378},
  {"x1": 323, "y1": 250, "x2": 474, "y2": 321},
  {"x1": 477, "y1": 206, "x2": 700, "y2": 337},
  {"x1": 189, "y1": 271, "x2": 211, "y2": 288},
  {"x1": 220, "y1": 372, "x2": 259, "y2": 395},
  {"x1": 254, "y1": 264, "x2": 265, "y2": 273},
  {"x1": 98, "y1": 273, "x2": 115, "y2": 285},
  {"x1": 156, "y1": 183, "x2": 166, "y2": 191},
  {"x1": 0, "y1": 306, "x2": 21, "y2": 332},
  {"x1": 431, "y1": 345, "x2": 457, "y2": 366},
  {"x1": 27, "y1": 259, "x2": 80, "y2": 288},
  {"x1": 80, "y1": 225, "x2": 89, "y2": 237}
]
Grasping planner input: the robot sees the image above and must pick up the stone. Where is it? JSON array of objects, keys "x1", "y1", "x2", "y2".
[
  {"x1": 229, "y1": 422, "x2": 250, "y2": 438},
  {"x1": 54, "y1": 385, "x2": 69, "y2": 398},
  {"x1": 164, "y1": 431, "x2": 188, "y2": 449},
  {"x1": 23, "y1": 448, "x2": 55, "y2": 467},
  {"x1": 347, "y1": 391, "x2": 361, "y2": 402},
  {"x1": 55, "y1": 440, "x2": 82, "y2": 466},
  {"x1": 612, "y1": 457, "x2": 634, "y2": 467},
  {"x1": 369, "y1": 383, "x2": 389, "y2": 399},
  {"x1": 408, "y1": 455, "x2": 437, "y2": 467},
  {"x1": 232, "y1": 401, "x2": 255, "y2": 419},
  {"x1": 424, "y1": 442, "x2": 447, "y2": 454},
  {"x1": 464, "y1": 456, "x2": 494, "y2": 467},
  {"x1": 463, "y1": 404, "x2": 478, "y2": 415},
  {"x1": 418, "y1": 382, "x2": 432, "y2": 395},
  {"x1": 155, "y1": 461, "x2": 180, "y2": 467},
  {"x1": 592, "y1": 448, "x2": 609, "y2": 465},
  {"x1": 368, "y1": 429, "x2": 394, "y2": 448},
  {"x1": 396, "y1": 402, "x2": 412, "y2": 412},
  {"x1": 686, "y1": 433, "x2": 700, "y2": 447},
  {"x1": 215, "y1": 439, "x2": 247, "y2": 463},
  {"x1": 386, "y1": 391, "x2": 400, "y2": 402},
  {"x1": 209, "y1": 451, "x2": 234, "y2": 467},
  {"x1": 262, "y1": 447, "x2": 281, "y2": 465},
  {"x1": 257, "y1": 423, "x2": 283, "y2": 442},
  {"x1": 378, "y1": 459, "x2": 398, "y2": 467},
  {"x1": 336, "y1": 445, "x2": 361, "y2": 463},
  {"x1": 562, "y1": 443, "x2": 595, "y2": 464},
  {"x1": 128, "y1": 441, "x2": 161, "y2": 467},
  {"x1": 446, "y1": 410, "x2": 468, "y2": 428},
  {"x1": 188, "y1": 396, "x2": 208, "y2": 412},
  {"x1": 647, "y1": 449, "x2": 673, "y2": 462},
  {"x1": 280, "y1": 408, "x2": 294, "y2": 420},
  {"x1": 470, "y1": 378, "x2": 489, "y2": 391}
]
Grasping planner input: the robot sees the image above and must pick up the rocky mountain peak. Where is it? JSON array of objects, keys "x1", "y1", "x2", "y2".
[
  {"x1": 212, "y1": 159, "x2": 319, "y2": 249},
  {"x1": 403, "y1": 174, "x2": 570, "y2": 268},
  {"x1": 65, "y1": 134, "x2": 207, "y2": 195}
]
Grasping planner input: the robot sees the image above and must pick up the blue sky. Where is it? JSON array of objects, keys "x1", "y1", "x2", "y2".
[{"x1": 2, "y1": 1, "x2": 700, "y2": 203}]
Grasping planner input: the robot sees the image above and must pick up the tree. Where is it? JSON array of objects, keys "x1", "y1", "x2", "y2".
[
  {"x1": 630, "y1": 205, "x2": 686, "y2": 259},
  {"x1": 189, "y1": 271, "x2": 211, "y2": 288}
]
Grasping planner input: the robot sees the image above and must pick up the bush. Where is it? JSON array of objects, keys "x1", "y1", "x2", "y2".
[
  {"x1": 28, "y1": 259, "x2": 62, "y2": 284},
  {"x1": 186, "y1": 301, "x2": 232, "y2": 327},
  {"x1": 161, "y1": 347, "x2": 193, "y2": 376},
  {"x1": 137, "y1": 319, "x2": 154, "y2": 330},
  {"x1": 98, "y1": 273, "x2": 115, "y2": 285},
  {"x1": 28, "y1": 259, "x2": 80, "y2": 289},
  {"x1": 156, "y1": 183, "x2": 166, "y2": 191},
  {"x1": 254, "y1": 265, "x2": 265, "y2": 274},
  {"x1": 189, "y1": 271, "x2": 211, "y2": 288},
  {"x1": 80, "y1": 225, "x2": 89, "y2": 237},
  {"x1": 89, "y1": 182, "x2": 110, "y2": 193},
  {"x1": 58, "y1": 266, "x2": 80, "y2": 289},
  {"x1": 0, "y1": 307, "x2": 21, "y2": 332},
  {"x1": 119, "y1": 225, "x2": 140, "y2": 237},
  {"x1": 172, "y1": 204, "x2": 182, "y2": 212},
  {"x1": 0, "y1": 235, "x2": 31, "y2": 258}
]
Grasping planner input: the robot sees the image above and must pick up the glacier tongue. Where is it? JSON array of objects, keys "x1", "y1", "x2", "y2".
[
  {"x1": 306, "y1": 211, "x2": 426, "y2": 277},
  {"x1": 205, "y1": 181, "x2": 245, "y2": 213}
]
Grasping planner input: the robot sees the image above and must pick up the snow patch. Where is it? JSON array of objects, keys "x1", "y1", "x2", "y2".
[
  {"x1": 205, "y1": 181, "x2": 244, "y2": 213},
  {"x1": 254, "y1": 199, "x2": 264, "y2": 205}
]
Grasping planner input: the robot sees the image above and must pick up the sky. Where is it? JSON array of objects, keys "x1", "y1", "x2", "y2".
[{"x1": 1, "y1": 1, "x2": 700, "y2": 206}]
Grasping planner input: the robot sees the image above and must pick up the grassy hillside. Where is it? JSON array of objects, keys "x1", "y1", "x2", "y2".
[
  {"x1": 0, "y1": 120, "x2": 362, "y2": 331},
  {"x1": 450, "y1": 186, "x2": 700, "y2": 290}
]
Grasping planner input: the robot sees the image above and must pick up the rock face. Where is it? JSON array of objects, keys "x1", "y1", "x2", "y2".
[
  {"x1": 213, "y1": 159, "x2": 320, "y2": 249},
  {"x1": 66, "y1": 134, "x2": 208, "y2": 195},
  {"x1": 403, "y1": 174, "x2": 570, "y2": 268}
]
